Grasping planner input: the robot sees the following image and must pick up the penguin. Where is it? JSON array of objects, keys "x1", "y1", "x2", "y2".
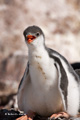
[{"x1": 17, "y1": 25, "x2": 80, "y2": 120}]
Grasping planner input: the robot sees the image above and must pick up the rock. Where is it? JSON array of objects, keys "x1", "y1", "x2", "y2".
[
  {"x1": 0, "y1": 94, "x2": 18, "y2": 110},
  {"x1": 0, "y1": 54, "x2": 27, "y2": 85},
  {"x1": 0, "y1": 0, "x2": 80, "y2": 63},
  {"x1": 69, "y1": 117, "x2": 80, "y2": 120},
  {"x1": 0, "y1": 109, "x2": 80, "y2": 120},
  {"x1": 71, "y1": 62, "x2": 80, "y2": 78},
  {"x1": 71, "y1": 63, "x2": 80, "y2": 70},
  {"x1": 0, "y1": 54, "x2": 27, "y2": 109},
  {"x1": 0, "y1": 109, "x2": 23, "y2": 120}
]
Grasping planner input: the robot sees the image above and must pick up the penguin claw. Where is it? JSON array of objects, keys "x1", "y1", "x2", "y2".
[
  {"x1": 16, "y1": 115, "x2": 33, "y2": 120},
  {"x1": 50, "y1": 112, "x2": 69, "y2": 120}
]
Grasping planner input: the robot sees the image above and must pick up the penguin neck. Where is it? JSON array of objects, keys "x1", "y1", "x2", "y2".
[{"x1": 28, "y1": 44, "x2": 48, "y2": 62}]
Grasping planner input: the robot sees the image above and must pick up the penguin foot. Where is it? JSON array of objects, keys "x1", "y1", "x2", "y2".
[
  {"x1": 16, "y1": 115, "x2": 32, "y2": 120},
  {"x1": 50, "y1": 112, "x2": 69, "y2": 119},
  {"x1": 16, "y1": 111, "x2": 35, "y2": 120}
]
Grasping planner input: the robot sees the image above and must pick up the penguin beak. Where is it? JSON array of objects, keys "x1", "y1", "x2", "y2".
[{"x1": 26, "y1": 35, "x2": 36, "y2": 44}]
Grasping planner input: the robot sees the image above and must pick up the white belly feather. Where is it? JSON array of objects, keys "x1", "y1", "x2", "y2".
[{"x1": 18, "y1": 50, "x2": 63, "y2": 116}]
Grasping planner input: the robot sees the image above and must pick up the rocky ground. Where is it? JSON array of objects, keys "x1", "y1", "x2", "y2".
[
  {"x1": 0, "y1": 109, "x2": 80, "y2": 120},
  {"x1": 0, "y1": 0, "x2": 80, "y2": 119}
]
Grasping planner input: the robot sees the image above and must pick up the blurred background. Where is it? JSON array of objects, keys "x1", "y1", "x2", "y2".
[{"x1": 0, "y1": 0, "x2": 80, "y2": 110}]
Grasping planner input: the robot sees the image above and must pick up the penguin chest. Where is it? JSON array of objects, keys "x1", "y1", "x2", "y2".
[
  {"x1": 29, "y1": 56, "x2": 58, "y2": 87},
  {"x1": 28, "y1": 57, "x2": 63, "y2": 115}
]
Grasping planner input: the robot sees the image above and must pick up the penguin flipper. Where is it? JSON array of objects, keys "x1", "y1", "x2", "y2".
[
  {"x1": 54, "y1": 60, "x2": 68, "y2": 111},
  {"x1": 48, "y1": 48, "x2": 80, "y2": 116},
  {"x1": 54, "y1": 58, "x2": 80, "y2": 117},
  {"x1": 47, "y1": 48, "x2": 68, "y2": 110},
  {"x1": 18, "y1": 62, "x2": 29, "y2": 90}
]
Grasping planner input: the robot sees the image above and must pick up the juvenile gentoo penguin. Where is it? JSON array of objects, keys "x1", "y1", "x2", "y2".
[{"x1": 17, "y1": 25, "x2": 80, "y2": 120}]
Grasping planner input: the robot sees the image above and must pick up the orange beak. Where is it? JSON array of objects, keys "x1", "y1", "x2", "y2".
[{"x1": 26, "y1": 35, "x2": 36, "y2": 43}]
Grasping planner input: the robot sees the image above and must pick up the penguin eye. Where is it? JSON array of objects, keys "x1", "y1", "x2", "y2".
[{"x1": 36, "y1": 32, "x2": 40, "y2": 37}]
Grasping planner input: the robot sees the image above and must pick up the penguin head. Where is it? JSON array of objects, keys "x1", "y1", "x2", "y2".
[{"x1": 23, "y1": 25, "x2": 45, "y2": 48}]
